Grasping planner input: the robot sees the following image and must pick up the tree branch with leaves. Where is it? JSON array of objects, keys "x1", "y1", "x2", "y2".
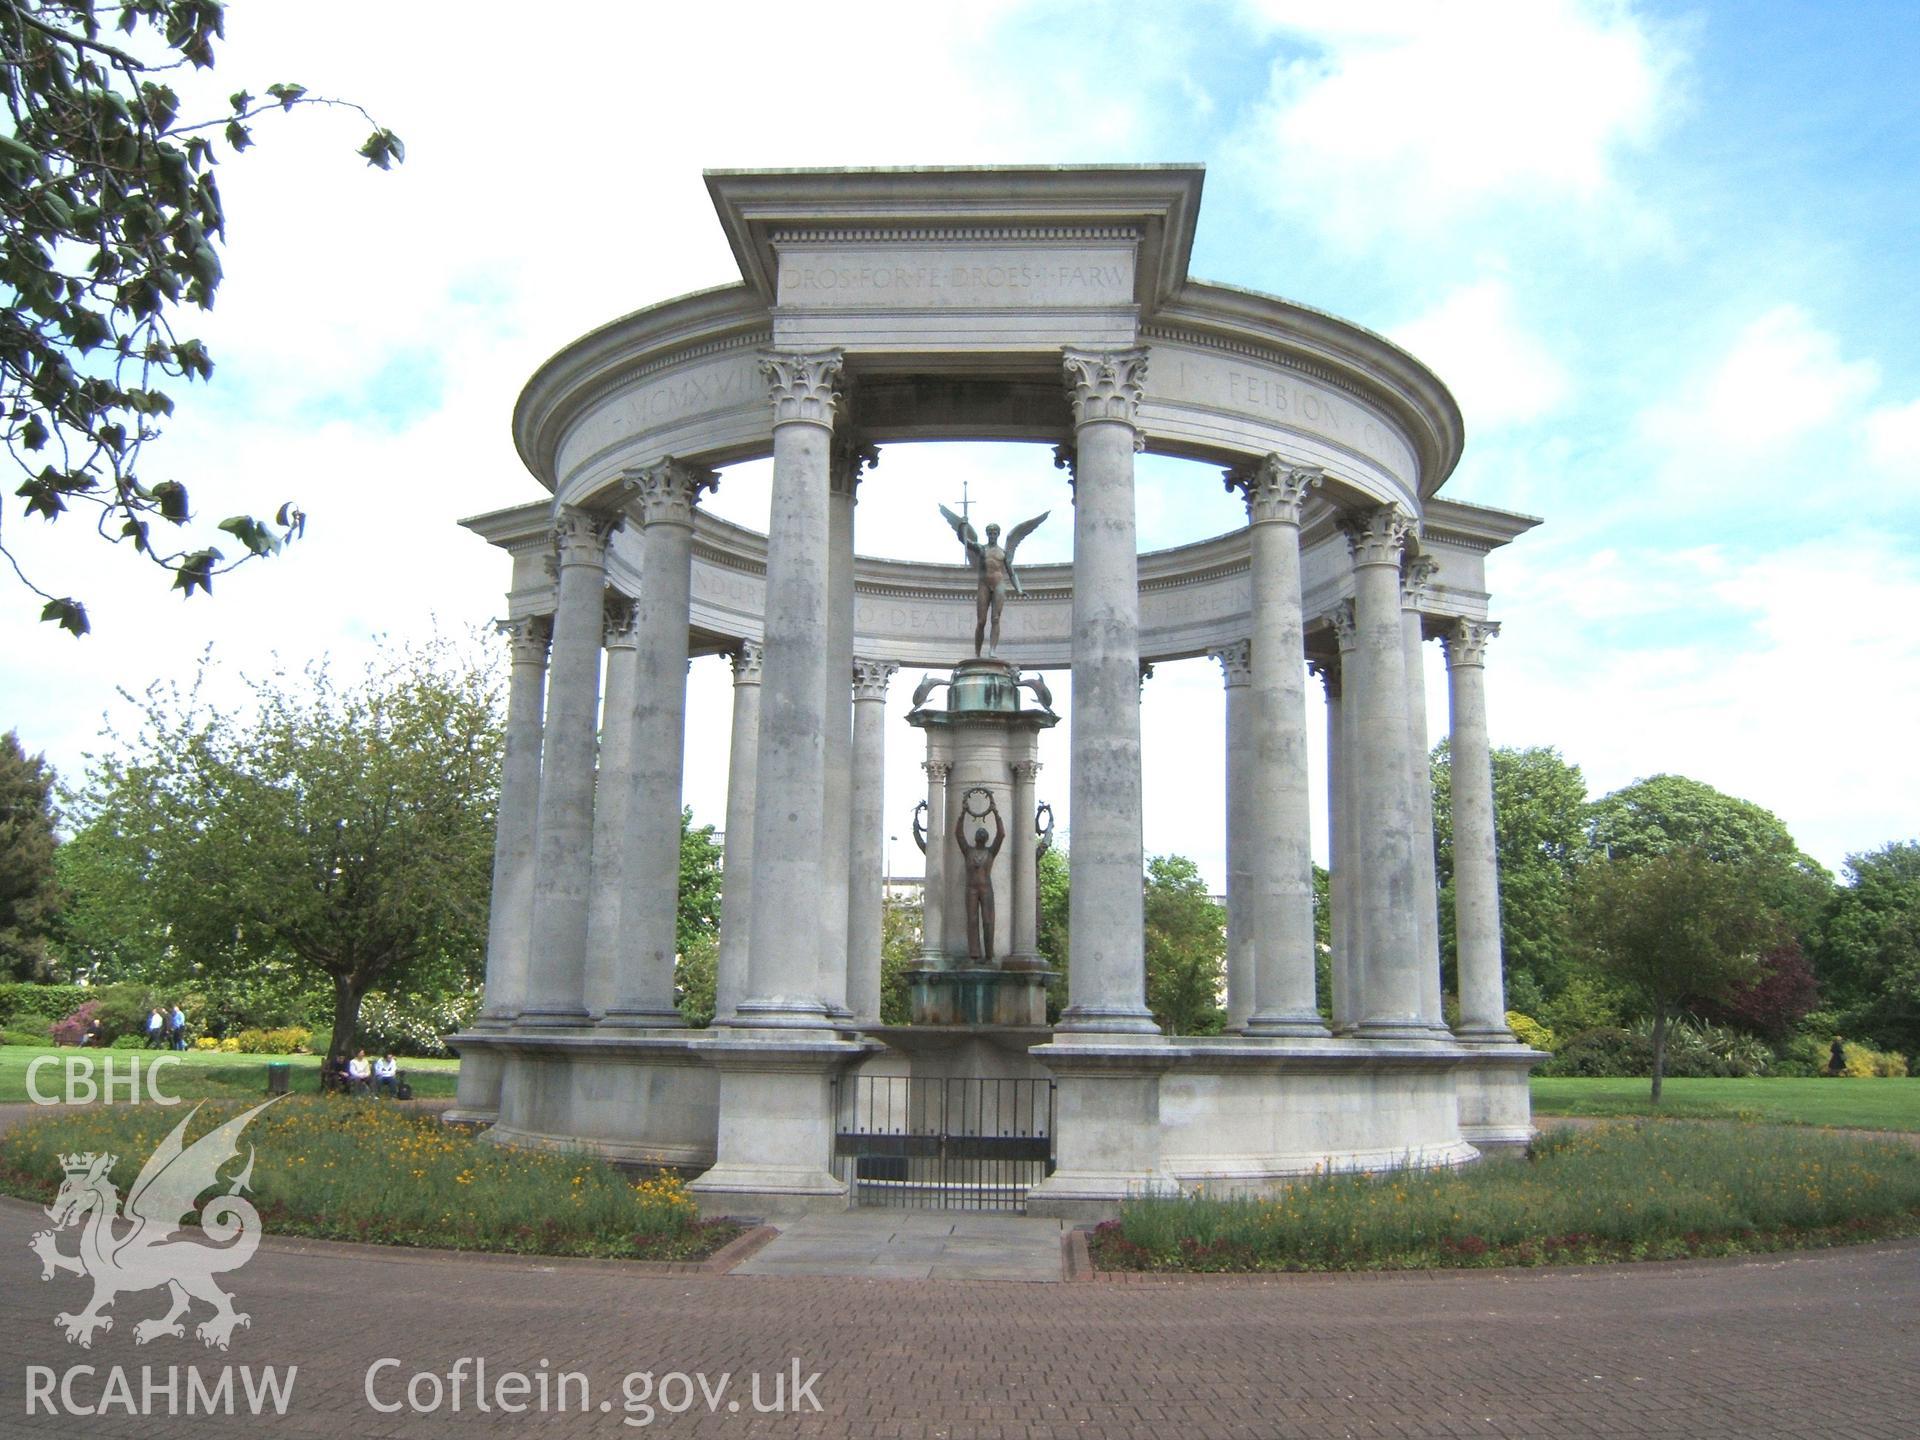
[{"x1": 0, "y1": 0, "x2": 401, "y2": 633}]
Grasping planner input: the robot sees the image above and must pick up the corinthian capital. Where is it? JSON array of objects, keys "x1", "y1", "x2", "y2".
[
  {"x1": 731, "y1": 640, "x2": 764, "y2": 685},
  {"x1": 1441, "y1": 619, "x2": 1501, "y2": 669},
  {"x1": 851, "y1": 657, "x2": 898, "y2": 702},
  {"x1": 625, "y1": 457, "x2": 718, "y2": 528},
  {"x1": 1309, "y1": 656, "x2": 1340, "y2": 700},
  {"x1": 498, "y1": 614, "x2": 552, "y2": 668},
  {"x1": 1340, "y1": 504, "x2": 1413, "y2": 569},
  {"x1": 1224, "y1": 454, "x2": 1322, "y2": 527},
  {"x1": 1210, "y1": 638, "x2": 1252, "y2": 688},
  {"x1": 830, "y1": 432, "x2": 880, "y2": 498},
  {"x1": 552, "y1": 505, "x2": 621, "y2": 568},
  {"x1": 1326, "y1": 599, "x2": 1359, "y2": 651},
  {"x1": 924, "y1": 759, "x2": 952, "y2": 784},
  {"x1": 1062, "y1": 346, "x2": 1150, "y2": 429},
  {"x1": 1400, "y1": 553, "x2": 1440, "y2": 609},
  {"x1": 603, "y1": 591, "x2": 638, "y2": 649},
  {"x1": 760, "y1": 348, "x2": 844, "y2": 428}
]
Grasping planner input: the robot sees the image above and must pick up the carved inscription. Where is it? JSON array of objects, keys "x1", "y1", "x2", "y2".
[
  {"x1": 777, "y1": 247, "x2": 1134, "y2": 309},
  {"x1": 1154, "y1": 342, "x2": 1416, "y2": 481}
]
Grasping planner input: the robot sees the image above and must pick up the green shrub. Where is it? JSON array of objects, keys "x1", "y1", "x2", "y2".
[
  {"x1": 108, "y1": 1034, "x2": 147, "y2": 1050},
  {"x1": 2, "y1": 1029, "x2": 50, "y2": 1046},
  {"x1": 226, "y1": 1026, "x2": 310, "y2": 1055},
  {"x1": 1842, "y1": 1041, "x2": 1909, "y2": 1078},
  {"x1": 0, "y1": 983, "x2": 88, "y2": 1028},
  {"x1": 1535, "y1": 975, "x2": 1630, "y2": 1037},
  {"x1": 7, "y1": 1012, "x2": 53, "y2": 1041},
  {"x1": 357, "y1": 987, "x2": 480, "y2": 1057},
  {"x1": 1506, "y1": 1011, "x2": 1554, "y2": 1051},
  {"x1": 306, "y1": 1025, "x2": 332, "y2": 1057},
  {"x1": 1540, "y1": 1027, "x2": 1646, "y2": 1077}
]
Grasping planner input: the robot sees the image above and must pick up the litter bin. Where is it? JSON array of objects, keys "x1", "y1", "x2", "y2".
[{"x1": 265, "y1": 1062, "x2": 291, "y2": 1097}]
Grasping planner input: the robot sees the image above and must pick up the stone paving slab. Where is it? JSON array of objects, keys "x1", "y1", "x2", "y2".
[{"x1": 731, "y1": 1209, "x2": 1066, "y2": 1281}]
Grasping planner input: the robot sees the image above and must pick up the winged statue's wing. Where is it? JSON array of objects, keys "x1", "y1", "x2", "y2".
[
  {"x1": 1002, "y1": 510, "x2": 1050, "y2": 562},
  {"x1": 121, "y1": 1098, "x2": 280, "y2": 1245},
  {"x1": 937, "y1": 504, "x2": 980, "y2": 551}
]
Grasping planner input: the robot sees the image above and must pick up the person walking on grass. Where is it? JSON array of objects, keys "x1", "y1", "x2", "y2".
[
  {"x1": 146, "y1": 1007, "x2": 164, "y2": 1049},
  {"x1": 168, "y1": 1000, "x2": 186, "y2": 1051}
]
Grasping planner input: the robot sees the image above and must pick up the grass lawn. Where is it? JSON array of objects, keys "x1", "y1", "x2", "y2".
[
  {"x1": 0, "y1": 1095, "x2": 735, "y2": 1261},
  {"x1": 1531, "y1": 1076, "x2": 1920, "y2": 1132},
  {"x1": 0, "y1": 1044, "x2": 459, "y2": 1105},
  {"x1": 1093, "y1": 1120, "x2": 1920, "y2": 1273}
]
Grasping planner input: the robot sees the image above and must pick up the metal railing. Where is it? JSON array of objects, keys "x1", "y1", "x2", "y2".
[{"x1": 833, "y1": 1075, "x2": 1055, "y2": 1212}]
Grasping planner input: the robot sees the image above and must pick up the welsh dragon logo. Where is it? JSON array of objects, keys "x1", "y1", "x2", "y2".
[{"x1": 29, "y1": 1098, "x2": 279, "y2": 1350}]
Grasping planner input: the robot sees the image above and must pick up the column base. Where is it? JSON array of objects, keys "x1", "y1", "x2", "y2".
[
  {"x1": 1055, "y1": 1004, "x2": 1161, "y2": 1035},
  {"x1": 1242, "y1": 1010, "x2": 1331, "y2": 1039},
  {"x1": 515, "y1": 1005, "x2": 593, "y2": 1029},
  {"x1": 729, "y1": 997, "x2": 837, "y2": 1029},
  {"x1": 598, "y1": 1007, "x2": 687, "y2": 1031},
  {"x1": 1354, "y1": 1018, "x2": 1445, "y2": 1042}
]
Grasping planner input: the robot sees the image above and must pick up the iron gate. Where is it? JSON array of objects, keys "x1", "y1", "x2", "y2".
[{"x1": 833, "y1": 1075, "x2": 1055, "y2": 1211}]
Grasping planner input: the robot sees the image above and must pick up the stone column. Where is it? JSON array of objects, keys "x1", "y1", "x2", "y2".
[
  {"x1": 1330, "y1": 608, "x2": 1363, "y2": 1033},
  {"x1": 1401, "y1": 554, "x2": 1446, "y2": 1031},
  {"x1": 520, "y1": 505, "x2": 617, "y2": 1027},
  {"x1": 847, "y1": 657, "x2": 897, "y2": 1023},
  {"x1": 478, "y1": 614, "x2": 551, "y2": 1026},
  {"x1": 604, "y1": 460, "x2": 716, "y2": 1029},
  {"x1": 583, "y1": 593, "x2": 638, "y2": 1018},
  {"x1": 1444, "y1": 619, "x2": 1513, "y2": 1043},
  {"x1": 920, "y1": 757, "x2": 951, "y2": 964},
  {"x1": 1210, "y1": 640, "x2": 1255, "y2": 1032},
  {"x1": 818, "y1": 438, "x2": 874, "y2": 1015},
  {"x1": 1058, "y1": 347, "x2": 1157, "y2": 1035},
  {"x1": 714, "y1": 643, "x2": 762, "y2": 1023},
  {"x1": 1010, "y1": 758, "x2": 1042, "y2": 966},
  {"x1": 1312, "y1": 652, "x2": 1352, "y2": 1031},
  {"x1": 451, "y1": 612, "x2": 550, "y2": 1120},
  {"x1": 1341, "y1": 505, "x2": 1429, "y2": 1039},
  {"x1": 737, "y1": 349, "x2": 843, "y2": 1029},
  {"x1": 1227, "y1": 456, "x2": 1328, "y2": 1037}
]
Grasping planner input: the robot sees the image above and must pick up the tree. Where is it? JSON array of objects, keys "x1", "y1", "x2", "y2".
[
  {"x1": 1815, "y1": 841, "x2": 1920, "y2": 1056},
  {"x1": 66, "y1": 636, "x2": 500, "y2": 1067},
  {"x1": 1432, "y1": 741, "x2": 1589, "y2": 1007},
  {"x1": 1, "y1": 0, "x2": 401, "y2": 633},
  {"x1": 676, "y1": 807, "x2": 721, "y2": 958},
  {"x1": 1587, "y1": 774, "x2": 1831, "y2": 937},
  {"x1": 1143, "y1": 853, "x2": 1226, "y2": 1036},
  {"x1": 879, "y1": 894, "x2": 920, "y2": 1025},
  {"x1": 1694, "y1": 939, "x2": 1820, "y2": 1040},
  {"x1": 1569, "y1": 849, "x2": 1779, "y2": 1103},
  {"x1": 0, "y1": 728, "x2": 60, "y2": 976}
]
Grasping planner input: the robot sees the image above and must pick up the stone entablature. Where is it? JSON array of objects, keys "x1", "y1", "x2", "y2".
[{"x1": 463, "y1": 497, "x2": 1537, "y2": 670}]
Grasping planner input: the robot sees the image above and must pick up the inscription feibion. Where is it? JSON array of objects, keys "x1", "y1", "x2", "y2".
[
  {"x1": 777, "y1": 246, "x2": 1135, "y2": 309},
  {"x1": 1156, "y1": 343, "x2": 1416, "y2": 481}
]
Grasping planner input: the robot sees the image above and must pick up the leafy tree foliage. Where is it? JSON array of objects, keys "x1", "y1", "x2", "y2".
[
  {"x1": 0, "y1": 728, "x2": 60, "y2": 976},
  {"x1": 1587, "y1": 773, "x2": 1830, "y2": 937},
  {"x1": 676, "y1": 806, "x2": 721, "y2": 959},
  {"x1": 1569, "y1": 849, "x2": 1779, "y2": 1103},
  {"x1": 1694, "y1": 939, "x2": 1820, "y2": 1040},
  {"x1": 1431, "y1": 741, "x2": 1589, "y2": 1004},
  {"x1": 1143, "y1": 853, "x2": 1226, "y2": 1036},
  {"x1": 1815, "y1": 841, "x2": 1920, "y2": 1056},
  {"x1": 1, "y1": 0, "x2": 401, "y2": 633},
  {"x1": 879, "y1": 893, "x2": 920, "y2": 1025},
  {"x1": 65, "y1": 636, "x2": 500, "y2": 1066}
]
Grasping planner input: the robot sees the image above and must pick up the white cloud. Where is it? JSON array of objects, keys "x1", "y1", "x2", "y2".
[
  {"x1": 1864, "y1": 395, "x2": 1920, "y2": 477},
  {"x1": 1230, "y1": 0, "x2": 1682, "y2": 244},
  {"x1": 1391, "y1": 278, "x2": 1570, "y2": 429}
]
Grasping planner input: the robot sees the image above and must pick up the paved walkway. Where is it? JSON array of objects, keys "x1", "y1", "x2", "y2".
[
  {"x1": 1, "y1": 1189, "x2": 1915, "y2": 1438},
  {"x1": 732, "y1": 1210, "x2": 1064, "y2": 1281}
]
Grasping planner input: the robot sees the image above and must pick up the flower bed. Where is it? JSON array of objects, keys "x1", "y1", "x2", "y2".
[
  {"x1": 0, "y1": 1096, "x2": 736, "y2": 1262},
  {"x1": 1090, "y1": 1121, "x2": 1920, "y2": 1273}
]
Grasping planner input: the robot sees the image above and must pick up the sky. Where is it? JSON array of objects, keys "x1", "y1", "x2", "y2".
[{"x1": 3, "y1": 0, "x2": 1916, "y2": 889}]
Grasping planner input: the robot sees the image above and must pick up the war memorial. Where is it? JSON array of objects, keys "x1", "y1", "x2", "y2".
[{"x1": 446, "y1": 165, "x2": 1544, "y2": 1219}]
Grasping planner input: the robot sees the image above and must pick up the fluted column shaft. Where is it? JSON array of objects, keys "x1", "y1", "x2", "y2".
[
  {"x1": 1343, "y1": 506, "x2": 1428, "y2": 1038},
  {"x1": 584, "y1": 597, "x2": 638, "y2": 1018},
  {"x1": 738, "y1": 349, "x2": 842, "y2": 1029},
  {"x1": 847, "y1": 658, "x2": 897, "y2": 1022},
  {"x1": 714, "y1": 643, "x2": 762, "y2": 1022},
  {"x1": 1401, "y1": 558, "x2": 1446, "y2": 1030},
  {"x1": 1059, "y1": 347, "x2": 1157, "y2": 1034},
  {"x1": 605, "y1": 461, "x2": 715, "y2": 1028},
  {"x1": 1445, "y1": 620, "x2": 1512, "y2": 1042},
  {"x1": 478, "y1": 615, "x2": 550, "y2": 1025},
  {"x1": 921, "y1": 756, "x2": 950, "y2": 964},
  {"x1": 1230, "y1": 457, "x2": 1327, "y2": 1036},
  {"x1": 1010, "y1": 759, "x2": 1042, "y2": 964},
  {"x1": 521, "y1": 507, "x2": 616, "y2": 1026},
  {"x1": 818, "y1": 441, "x2": 871, "y2": 1014},
  {"x1": 1212, "y1": 641, "x2": 1255, "y2": 1031},
  {"x1": 1314, "y1": 654, "x2": 1353, "y2": 1031}
]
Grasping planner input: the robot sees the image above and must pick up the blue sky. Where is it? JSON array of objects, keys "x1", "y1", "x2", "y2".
[{"x1": 2, "y1": 1, "x2": 1914, "y2": 886}]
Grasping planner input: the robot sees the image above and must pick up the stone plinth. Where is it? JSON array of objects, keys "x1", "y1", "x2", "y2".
[{"x1": 901, "y1": 969, "x2": 1052, "y2": 1027}]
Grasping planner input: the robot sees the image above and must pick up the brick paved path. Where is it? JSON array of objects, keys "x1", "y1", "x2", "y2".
[{"x1": 1, "y1": 1192, "x2": 1914, "y2": 1439}]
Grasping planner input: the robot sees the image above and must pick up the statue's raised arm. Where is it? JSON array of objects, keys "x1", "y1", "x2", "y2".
[{"x1": 939, "y1": 504, "x2": 982, "y2": 564}]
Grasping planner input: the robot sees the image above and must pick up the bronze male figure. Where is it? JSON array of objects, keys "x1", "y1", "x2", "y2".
[
  {"x1": 954, "y1": 790, "x2": 1006, "y2": 963},
  {"x1": 939, "y1": 505, "x2": 1049, "y2": 656}
]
